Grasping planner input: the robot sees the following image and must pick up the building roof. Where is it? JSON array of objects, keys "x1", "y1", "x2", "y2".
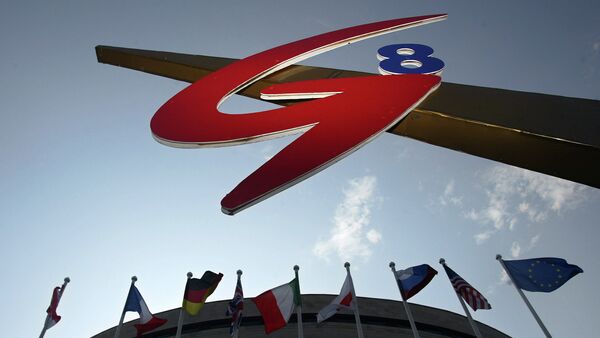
[{"x1": 92, "y1": 294, "x2": 510, "y2": 338}]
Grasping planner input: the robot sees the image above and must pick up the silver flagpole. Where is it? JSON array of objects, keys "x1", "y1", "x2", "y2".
[
  {"x1": 39, "y1": 277, "x2": 70, "y2": 338},
  {"x1": 344, "y1": 262, "x2": 365, "y2": 338},
  {"x1": 233, "y1": 269, "x2": 242, "y2": 338},
  {"x1": 114, "y1": 276, "x2": 136, "y2": 338},
  {"x1": 175, "y1": 272, "x2": 193, "y2": 338},
  {"x1": 293, "y1": 265, "x2": 304, "y2": 338},
  {"x1": 439, "y1": 259, "x2": 482, "y2": 338},
  {"x1": 496, "y1": 255, "x2": 552, "y2": 338},
  {"x1": 389, "y1": 262, "x2": 420, "y2": 338}
]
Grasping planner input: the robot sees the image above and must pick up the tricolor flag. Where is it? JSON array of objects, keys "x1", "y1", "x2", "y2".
[
  {"x1": 226, "y1": 274, "x2": 244, "y2": 337},
  {"x1": 123, "y1": 285, "x2": 167, "y2": 337},
  {"x1": 442, "y1": 264, "x2": 491, "y2": 311},
  {"x1": 316, "y1": 274, "x2": 355, "y2": 323},
  {"x1": 253, "y1": 278, "x2": 301, "y2": 334},
  {"x1": 394, "y1": 264, "x2": 437, "y2": 300},
  {"x1": 43, "y1": 287, "x2": 63, "y2": 330},
  {"x1": 183, "y1": 271, "x2": 223, "y2": 315}
]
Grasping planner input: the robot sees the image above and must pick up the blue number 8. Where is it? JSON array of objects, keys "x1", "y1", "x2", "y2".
[{"x1": 377, "y1": 44, "x2": 444, "y2": 75}]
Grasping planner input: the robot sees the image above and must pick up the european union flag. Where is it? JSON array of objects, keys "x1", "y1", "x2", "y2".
[{"x1": 503, "y1": 257, "x2": 583, "y2": 292}]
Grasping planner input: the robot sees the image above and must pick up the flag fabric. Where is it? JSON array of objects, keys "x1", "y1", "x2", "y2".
[
  {"x1": 394, "y1": 264, "x2": 437, "y2": 300},
  {"x1": 183, "y1": 271, "x2": 223, "y2": 315},
  {"x1": 503, "y1": 257, "x2": 583, "y2": 292},
  {"x1": 123, "y1": 285, "x2": 167, "y2": 337},
  {"x1": 226, "y1": 277, "x2": 244, "y2": 337},
  {"x1": 442, "y1": 264, "x2": 491, "y2": 311},
  {"x1": 316, "y1": 274, "x2": 356, "y2": 323},
  {"x1": 44, "y1": 287, "x2": 62, "y2": 330},
  {"x1": 253, "y1": 278, "x2": 301, "y2": 334}
]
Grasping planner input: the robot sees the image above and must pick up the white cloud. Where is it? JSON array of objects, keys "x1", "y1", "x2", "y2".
[
  {"x1": 313, "y1": 176, "x2": 381, "y2": 262},
  {"x1": 510, "y1": 241, "x2": 521, "y2": 258},
  {"x1": 500, "y1": 269, "x2": 511, "y2": 285},
  {"x1": 506, "y1": 235, "x2": 540, "y2": 260},
  {"x1": 488, "y1": 268, "x2": 513, "y2": 295},
  {"x1": 528, "y1": 234, "x2": 541, "y2": 250},
  {"x1": 474, "y1": 230, "x2": 495, "y2": 245},
  {"x1": 366, "y1": 229, "x2": 382, "y2": 244},
  {"x1": 439, "y1": 179, "x2": 463, "y2": 207},
  {"x1": 518, "y1": 202, "x2": 529, "y2": 213},
  {"x1": 465, "y1": 165, "x2": 585, "y2": 243},
  {"x1": 508, "y1": 218, "x2": 517, "y2": 231}
]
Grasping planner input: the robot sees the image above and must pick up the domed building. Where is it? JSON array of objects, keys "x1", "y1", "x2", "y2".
[{"x1": 92, "y1": 294, "x2": 510, "y2": 338}]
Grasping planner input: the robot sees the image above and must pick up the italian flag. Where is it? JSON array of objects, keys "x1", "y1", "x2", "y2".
[{"x1": 253, "y1": 278, "x2": 301, "y2": 334}]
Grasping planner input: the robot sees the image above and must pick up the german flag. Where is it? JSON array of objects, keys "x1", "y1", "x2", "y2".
[{"x1": 183, "y1": 271, "x2": 223, "y2": 315}]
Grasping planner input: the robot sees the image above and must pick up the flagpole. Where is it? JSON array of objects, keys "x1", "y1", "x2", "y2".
[
  {"x1": 439, "y1": 259, "x2": 483, "y2": 338},
  {"x1": 175, "y1": 272, "x2": 193, "y2": 338},
  {"x1": 496, "y1": 255, "x2": 552, "y2": 338},
  {"x1": 233, "y1": 269, "x2": 242, "y2": 338},
  {"x1": 293, "y1": 265, "x2": 304, "y2": 338},
  {"x1": 344, "y1": 262, "x2": 364, "y2": 338},
  {"x1": 114, "y1": 276, "x2": 136, "y2": 338},
  {"x1": 40, "y1": 277, "x2": 70, "y2": 338},
  {"x1": 389, "y1": 262, "x2": 420, "y2": 338}
]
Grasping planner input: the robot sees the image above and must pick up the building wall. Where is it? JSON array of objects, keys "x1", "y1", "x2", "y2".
[{"x1": 93, "y1": 295, "x2": 510, "y2": 338}]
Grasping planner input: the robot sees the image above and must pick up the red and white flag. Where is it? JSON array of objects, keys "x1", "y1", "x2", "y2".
[
  {"x1": 44, "y1": 287, "x2": 62, "y2": 330},
  {"x1": 316, "y1": 274, "x2": 356, "y2": 323},
  {"x1": 442, "y1": 264, "x2": 491, "y2": 311}
]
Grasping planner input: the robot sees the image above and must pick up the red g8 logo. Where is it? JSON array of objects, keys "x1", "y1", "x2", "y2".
[{"x1": 151, "y1": 14, "x2": 446, "y2": 215}]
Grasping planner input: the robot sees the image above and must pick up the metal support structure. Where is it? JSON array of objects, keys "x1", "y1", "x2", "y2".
[
  {"x1": 293, "y1": 265, "x2": 304, "y2": 338},
  {"x1": 114, "y1": 276, "x2": 136, "y2": 338},
  {"x1": 175, "y1": 272, "x2": 194, "y2": 338},
  {"x1": 344, "y1": 262, "x2": 365, "y2": 338}
]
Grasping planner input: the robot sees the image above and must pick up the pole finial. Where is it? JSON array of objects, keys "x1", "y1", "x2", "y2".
[
  {"x1": 439, "y1": 258, "x2": 446, "y2": 265},
  {"x1": 237, "y1": 269, "x2": 243, "y2": 276},
  {"x1": 293, "y1": 265, "x2": 299, "y2": 271},
  {"x1": 389, "y1": 261, "x2": 395, "y2": 269},
  {"x1": 187, "y1": 271, "x2": 193, "y2": 278},
  {"x1": 496, "y1": 254, "x2": 502, "y2": 260},
  {"x1": 131, "y1": 276, "x2": 138, "y2": 282},
  {"x1": 344, "y1": 262, "x2": 350, "y2": 268},
  {"x1": 64, "y1": 277, "x2": 71, "y2": 284}
]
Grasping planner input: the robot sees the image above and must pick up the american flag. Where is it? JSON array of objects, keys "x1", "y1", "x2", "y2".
[
  {"x1": 226, "y1": 274, "x2": 244, "y2": 337},
  {"x1": 443, "y1": 264, "x2": 491, "y2": 311}
]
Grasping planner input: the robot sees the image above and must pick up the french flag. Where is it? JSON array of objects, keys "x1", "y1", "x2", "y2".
[{"x1": 124, "y1": 285, "x2": 167, "y2": 336}]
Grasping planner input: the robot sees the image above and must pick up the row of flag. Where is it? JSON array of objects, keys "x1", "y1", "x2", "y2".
[{"x1": 40, "y1": 256, "x2": 583, "y2": 338}]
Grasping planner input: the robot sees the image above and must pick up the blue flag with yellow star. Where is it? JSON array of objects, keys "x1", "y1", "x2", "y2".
[{"x1": 503, "y1": 257, "x2": 583, "y2": 292}]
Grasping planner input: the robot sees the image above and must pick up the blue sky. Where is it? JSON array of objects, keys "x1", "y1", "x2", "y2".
[{"x1": 1, "y1": 1, "x2": 599, "y2": 337}]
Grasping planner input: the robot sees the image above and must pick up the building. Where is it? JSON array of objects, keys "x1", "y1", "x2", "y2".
[{"x1": 93, "y1": 294, "x2": 510, "y2": 338}]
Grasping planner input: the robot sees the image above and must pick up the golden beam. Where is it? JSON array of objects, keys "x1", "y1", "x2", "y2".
[{"x1": 96, "y1": 45, "x2": 600, "y2": 189}]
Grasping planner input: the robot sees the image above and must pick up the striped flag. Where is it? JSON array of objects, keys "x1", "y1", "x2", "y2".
[
  {"x1": 183, "y1": 271, "x2": 223, "y2": 315},
  {"x1": 442, "y1": 264, "x2": 491, "y2": 311},
  {"x1": 226, "y1": 274, "x2": 244, "y2": 337}
]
